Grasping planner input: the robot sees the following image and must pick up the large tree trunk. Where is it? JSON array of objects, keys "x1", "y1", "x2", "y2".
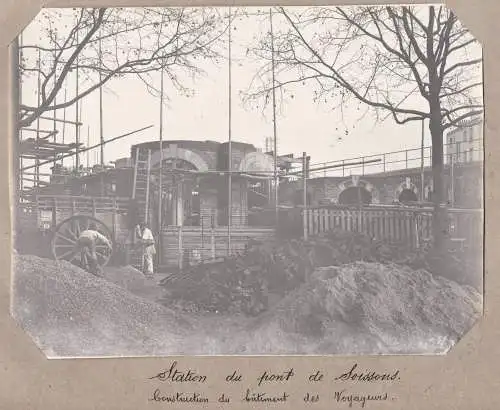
[{"x1": 429, "y1": 115, "x2": 447, "y2": 252}]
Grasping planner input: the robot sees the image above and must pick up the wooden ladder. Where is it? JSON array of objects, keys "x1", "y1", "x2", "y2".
[
  {"x1": 132, "y1": 147, "x2": 152, "y2": 223},
  {"x1": 130, "y1": 147, "x2": 152, "y2": 272}
]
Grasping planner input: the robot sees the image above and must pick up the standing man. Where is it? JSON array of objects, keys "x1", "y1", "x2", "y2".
[
  {"x1": 137, "y1": 222, "x2": 156, "y2": 278},
  {"x1": 76, "y1": 222, "x2": 113, "y2": 276}
]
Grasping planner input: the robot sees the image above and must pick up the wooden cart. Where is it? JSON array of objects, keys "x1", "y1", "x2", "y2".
[{"x1": 17, "y1": 195, "x2": 138, "y2": 269}]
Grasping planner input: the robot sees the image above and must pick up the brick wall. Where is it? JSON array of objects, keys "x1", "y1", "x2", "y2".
[
  {"x1": 278, "y1": 163, "x2": 482, "y2": 208},
  {"x1": 217, "y1": 141, "x2": 257, "y2": 171}
]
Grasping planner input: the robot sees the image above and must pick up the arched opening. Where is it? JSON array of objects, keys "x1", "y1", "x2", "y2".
[
  {"x1": 156, "y1": 158, "x2": 198, "y2": 172},
  {"x1": 398, "y1": 188, "x2": 418, "y2": 203},
  {"x1": 149, "y1": 146, "x2": 209, "y2": 172},
  {"x1": 338, "y1": 186, "x2": 372, "y2": 205},
  {"x1": 150, "y1": 158, "x2": 200, "y2": 228}
]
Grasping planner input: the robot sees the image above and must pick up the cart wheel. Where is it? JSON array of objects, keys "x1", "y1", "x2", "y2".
[{"x1": 51, "y1": 215, "x2": 113, "y2": 268}]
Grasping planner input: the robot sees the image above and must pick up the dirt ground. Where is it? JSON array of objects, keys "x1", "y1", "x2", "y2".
[{"x1": 11, "y1": 254, "x2": 482, "y2": 357}]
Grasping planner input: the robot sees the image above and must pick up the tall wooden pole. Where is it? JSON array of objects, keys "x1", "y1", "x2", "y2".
[
  {"x1": 450, "y1": 152, "x2": 455, "y2": 208},
  {"x1": 302, "y1": 152, "x2": 308, "y2": 240},
  {"x1": 10, "y1": 37, "x2": 20, "y2": 200},
  {"x1": 270, "y1": 8, "x2": 279, "y2": 226},
  {"x1": 158, "y1": 66, "x2": 164, "y2": 266},
  {"x1": 420, "y1": 118, "x2": 425, "y2": 201},
  {"x1": 52, "y1": 46, "x2": 57, "y2": 170},
  {"x1": 99, "y1": 35, "x2": 104, "y2": 166},
  {"x1": 35, "y1": 48, "x2": 41, "y2": 187},
  {"x1": 61, "y1": 88, "x2": 67, "y2": 165},
  {"x1": 227, "y1": 7, "x2": 233, "y2": 254},
  {"x1": 86, "y1": 125, "x2": 90, "y2": 169},
  {"x1": 75, "y1": 29, "x2": 80, "y2": 170}
]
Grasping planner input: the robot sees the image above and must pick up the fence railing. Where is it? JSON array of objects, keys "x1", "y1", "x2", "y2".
[
  {"x1": 307, "y1": 138, "x2": 483, "y2": 178},
  {"x1": 304, "y1": 205, "x2": 483, "y2": 248}
]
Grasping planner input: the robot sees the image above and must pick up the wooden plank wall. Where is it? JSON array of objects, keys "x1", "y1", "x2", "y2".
[
  {"x1": 161, "y1": 226, "x2": 275, "y2": 268},
  {"x1": 304, "y1": 206, "x2": 482, "y2": 248}
]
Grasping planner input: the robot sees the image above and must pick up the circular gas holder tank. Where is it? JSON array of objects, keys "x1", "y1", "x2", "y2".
[{"x1": 239, "y1": 151, "x2": 275, "y2": 174}]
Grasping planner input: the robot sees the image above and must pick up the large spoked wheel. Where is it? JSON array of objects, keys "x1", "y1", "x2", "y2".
[{"x1": 51, "y1": 215, "x2": 114, "y2": 270}]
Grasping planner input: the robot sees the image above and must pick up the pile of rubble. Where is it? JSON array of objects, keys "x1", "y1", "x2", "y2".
[
  {"x1": 161, "y1": 229, "x2": 482, "y2": 316},
  {"x1": 12, "y1": 254, "x2": 192, "y2": 358},
  {"x1": 242, "y1": 261, "x2": 483, "y2": 354},
  {"x1": 160, "y1": 230, "x2": 419, "y2": 315}
]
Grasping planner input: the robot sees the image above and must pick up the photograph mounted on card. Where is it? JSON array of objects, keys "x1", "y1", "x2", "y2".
[{"x1": 10, "y1": 4, "x2": 484, "y2": 358}]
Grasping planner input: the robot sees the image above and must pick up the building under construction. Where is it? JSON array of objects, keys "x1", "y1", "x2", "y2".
[{"x1": 15, "y1": 120, "x2": 302, "y2": 270}]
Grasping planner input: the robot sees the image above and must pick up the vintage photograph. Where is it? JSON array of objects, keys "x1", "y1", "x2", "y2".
[{"x1": 10, "y1": 5, "x2": 483, "y2": 358}]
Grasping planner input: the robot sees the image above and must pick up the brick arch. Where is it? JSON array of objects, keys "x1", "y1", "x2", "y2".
[
  {"x1": 337, "y1": 176, "x2": 380, "y2": 204},
  {"x1": 149, "y1": 147, "x2": 209, "y2": 171},
  {"x1": 239, "y1": 151, "x2": 274, "y2": 173}
]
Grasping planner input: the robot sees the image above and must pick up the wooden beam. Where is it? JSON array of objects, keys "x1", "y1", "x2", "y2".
[
  {"x1": 39, "y1": 116, "x2": 83, "y2": 126},
  {"x1": 21, "y1": 125, "x2": 154, "y2": 172}
]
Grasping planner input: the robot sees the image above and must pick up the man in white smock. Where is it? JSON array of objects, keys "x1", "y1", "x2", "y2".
[{"x1": 137, "y1": 222, "x2": 156, "y2": 278}]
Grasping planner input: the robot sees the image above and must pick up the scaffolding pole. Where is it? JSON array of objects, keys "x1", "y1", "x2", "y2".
[
  {"x1": 420, "y1": 118, "x2": 425, "y2": 202},
  {"x1": 227, "y1": 7, "x2": 233, "y2": 255},
  {"x1": 11, "y1": 37, "x2": 20, "y2": 199},
  {"x1": 86, "y1": 125, "x2": 90, "y2": 169},
  {"x1": 61, "y1": 88, "x2": 67, "y2": 165},
  {"x1": 158, "y1": 66, "x2": 165, "y2": 266},
  {"x1": 99, "y1": 34, "x2": 104, "y2": 166},
  {"x1": 75, "y1": 29, "x2": 80, "y2": 170},
  {"x1": 270, "y1": 8, "x2": 279, "y2": 226},
  {"x1": 52, "y1": 45, "x2": 57, "y2": 169},
  {"x1": 35, "y1": 48, "x2": 41, "y2": 187},
  {"x1": 22, "y1": 124, "x2": 154, "y2": 172},
  {"x1": 302, "y1": 152, "x2": 308, "y2": 240},
  {"x1": 145, "y1": 149, "x2": 152, "y2": 224}
]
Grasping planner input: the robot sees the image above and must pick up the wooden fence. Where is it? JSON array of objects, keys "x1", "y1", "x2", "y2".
[
  {"x1": 304, "y1": 205, "x2": 483, "y2": 249},
  {"x1": 161, "y1": 226, "x2": 275, "y2": 269}
]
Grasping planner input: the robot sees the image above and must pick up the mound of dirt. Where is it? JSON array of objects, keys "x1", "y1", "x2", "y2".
[
  {"x1": 160, "y1": 230, "x2": 379, "y2": 315},
  {"x1": 102, "y1": 265, "x2": 165, "y2": 303},
  {"x1": 242, "y1": 262, "x2": 482, "y2": 355},
  {"x1": 161, "y1": 229, "x2": 482, "y2": 316},
  {"x1": 12, "y1": 255, "x2": 192, "y2": 358}
]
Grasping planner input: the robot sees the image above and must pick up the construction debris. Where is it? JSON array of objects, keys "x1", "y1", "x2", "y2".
[
  {"x1": 12, "y1": 254, "x2": 192, "y2": 358},
  {"x1": 10, "y1": 246, "x2": 482, "y2": 356},
  {"x1": 102, "y1": 265, "x2": 165, "y2": 302},
  {"x1": 160, "y1": 229, "x2": 482, "y2": 316},
  {"x1": 241, "y1": 262, "x2": 483, "y2": 355}
]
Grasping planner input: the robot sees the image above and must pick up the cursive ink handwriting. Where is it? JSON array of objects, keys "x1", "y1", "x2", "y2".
[
  {"x1": 243, "y1": 389, "x2": 289, "y2": 403},
  {"x1": 225, "y1": 371, "x2": 243, "y2": 382},
  {"x1": 335, "y1": 364, "x2": 400, "y2": 382},
  {"x1": 149, "y1": 389, "x2": 209, "y2": 404},
  {"x1": 333, "y1": 390, "x2": 389, "y2": 408},
  {"x1": 257, "y1": 369, "x2": 295, "y2": 387},
  {"x1": 308, "y1": 370, "x2": 324, "y2": 382},
  {"x1": 148, "y1": 361, "x2": 207, "y2": 383}
]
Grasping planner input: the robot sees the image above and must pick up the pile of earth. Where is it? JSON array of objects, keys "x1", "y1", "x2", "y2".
[
  {"x1": 160, "y1": 229, "x2": 481, "y2": 316},
  {"x1": 12, "y1": 254, "x2": 192, "y2": 358},
  {"x1": 236, "y1": 261, "x2": 483, "y2": 355},
  {"x1": 102, "y1": 265, "x2": 165, "y2": 303}
]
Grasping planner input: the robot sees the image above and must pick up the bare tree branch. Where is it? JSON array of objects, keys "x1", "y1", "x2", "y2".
[
  {"x1": 243, "y1": 4, "x2": 483, "y2": 247},
  {"x1": 19, "y1": 7, "x2": 229, "y2": 128}
]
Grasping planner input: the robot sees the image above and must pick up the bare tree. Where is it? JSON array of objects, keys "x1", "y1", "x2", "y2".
[
  {"x1": 19, "y1": 7, "x2": 229, "y2": 128},
  {"x1": 244, "y1": 5, "x2": 483, "y2": 249}
]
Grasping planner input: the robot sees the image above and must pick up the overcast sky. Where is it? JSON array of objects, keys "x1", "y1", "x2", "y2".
[{"x1": 19, "y1": 6, "x2": 483, "y2": 178}]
